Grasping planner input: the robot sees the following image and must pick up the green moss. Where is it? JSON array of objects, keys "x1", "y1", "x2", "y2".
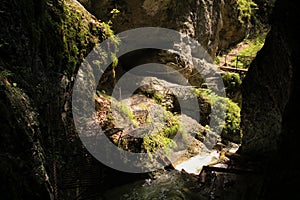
[
  {"x1": 114, "y1": 101, "x2": 139, "y2": 127},
  {"x1": 57, "y1": 0, "x2": 120, "y2": 77},
  {"x1": 100, "y1": 22, "x2": 115, "y2": 39},
  {"x1": 216, "y1": 31, "x2": 268, "y2": 69},
  {"x1": 163, "y1": 112, "x2": 180, "y2": 138},
  {"x1": 142, "y1": 111, "x2": 179, "y2": 158},
  {"x1": 61, "y1": 2, "x2": 91, "y2": 75},
  {"x1": 222, "y1": 72, "x2": 242, "y2": 100},
  {"x1": 237, "y1": 0, "x2": 258, "y2": 24},
  {"x1": 143, "y1": 89, "x2": 164, "y2": 105},
  {"x1": 238, "y1": 32, "x2": 267, "y2": 57},
  {"x1": 230, "y1": 32, "x2": 267, "y2": 68},
  {"x1": 221, "y1": 97, "x2": 241, "y2": 143},
  {"x1": 194, "y1": 88, "x2": 242, "y2": 143}
]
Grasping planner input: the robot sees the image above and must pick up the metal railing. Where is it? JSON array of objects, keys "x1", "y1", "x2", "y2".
[{"x1": 219, "y1": 54, "x2": 254, "y2": 74}]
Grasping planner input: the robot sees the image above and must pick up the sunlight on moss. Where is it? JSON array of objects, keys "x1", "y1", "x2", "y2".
[
  {"x1": 142, "y1": 111, "x2": 179, "y2": 159},
  {"x1": 194, "y1": 88, "x2": 242, "y2": 143},
  {"x1": 237, "y1": 0, "x2": 258, "y2": 24}
]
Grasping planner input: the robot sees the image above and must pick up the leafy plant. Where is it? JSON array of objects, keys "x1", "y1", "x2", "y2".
[
  {"x1": 237, "y1": 0, "x2": 258, "y2": 24},
  {"x1": 114, "y1": 101, "x2": 139, "y2": 127},
  {"x1": 194, "y1": 88, "x2": 242, "y2": 143},
  {"x1": 110, "y1": 8, "x2": 120, "y2": 15},
  {"x1": 231, "y1": 31, "x2": 267, "y2": 68},
  {"x1": 222, "y1": 72, "x2": 242, "y2": 100},
  {"x1": 100, "y1": 21, "x2": 120, "y2": 78},
  {"x1": 239, "y1": 31, "x2": 267, "y2": 56},
  {"x1": 142, "y1": 111, "x2": 179, "y2": 158},
  {"x1": 143, "y1": 134, "x2": 176, "y2": 159},
  {"x1": 0, "y1": 70, "x2": 13, "y2": 78}
]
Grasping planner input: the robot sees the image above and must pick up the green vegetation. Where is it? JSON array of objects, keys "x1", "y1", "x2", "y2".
[
  {"x1": 215, "y1": 31, "x2": 267, "y2": 69},
  {"x1": 143, "y1": 134, "x2": 176, "y2": 159},
  {"x1": 100, "y1": 21, "x2": 115, "y2": 39},
  {"x1": 143, "y1": 89, "x2": 164, "y2": 104},
  {"x1": 0, "y1": 70, "x2": 13, "y2": 79},
  {"x1": 61, "y1": 1, "x2": 119, "y2": 77},
  {"x1": 62, "y1": 2, "x2": 91, "y2": 75},
  {"x1": 222, "y1": 72, "x2": 242, "y2": 103},
  {"x1": 194, "y1": 88, "x2": 242, "y2": 143},
  {"x1": 95, "y1": 91, "x2": 180, "y2": 158},
  {"x1": 237, "y1": 0, "x2": 258, "y2": 24},
  {"x1": 99, "y1": 20, "x2": 120, "y2": 78},
  {"x1": 142, "y1": 112, "x2": 179, "y2": 158},
  {"x1": 114, "y1": 101, "x2": 139, "y2": 127},
  {"x1": 238, "y1": 32, "x2": 267, "y2": 57},
  {"x1": 110, "y1": 8, "x2": 120, "y2": 15},
  {"x1": 232, "y1": 32, "x2": 267, "y2": 68},
  {"x1": 0, "y1": 70, "x2": 18, "y2": 87}
]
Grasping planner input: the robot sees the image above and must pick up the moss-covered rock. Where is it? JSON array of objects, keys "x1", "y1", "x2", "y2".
[
  {"x1": 194, "y1": 88, "x2": 242, "y2": 144},
  {"x1": 0, "y1": 0, "x2": 118, "y2": 199},
  {"x1": 221, "y1": 72, "x2": 242, "y2": 105}
]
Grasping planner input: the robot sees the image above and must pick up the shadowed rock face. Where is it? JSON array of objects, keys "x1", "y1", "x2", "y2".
[
  {"x1": 241, "y1": 0, "x2": 299, "y2": 157},
  {"x1": 241, "y1": 0, "x2": 300, "y2": 198},
  {"x1": 0, "y1": 0, "x2": 139, "y2": 199}
]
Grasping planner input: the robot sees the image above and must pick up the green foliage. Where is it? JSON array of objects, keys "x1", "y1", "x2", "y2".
[
  {"x1": 154, "y1": 93, "x2": 164, "y2": 104},
  {"x1": 222, "y1": 72, "x2": 242, "y2": 99},
  {"x1": 146, "y1": 90, "x2": 174, "y2": 110},
  {"x1": 110, "y1": 8, "x2": 120, "y2": 15},
  {"x1": 231, "y1": 32, "x2": 267, "y2": 68},
  {"x1": 59, "y1": 1, "x2": 119, "y2": 77},
  {"x1": 238, "y1": 32, "x2": 267, "y2": 57},
  {"x1": 115, "y1": 101, "x2": 139, "y2": 127},
  {"x1": 111, "y1": 53, "x2": 118, "y2": 78},
  {"x1": 100, "y1": 21, "x2": 120, "y2": 78},
  {"x1": 100, "y1": 22, "x2": 115, "y2": 39},
  {"x1": 143, "y1": 134, "x2": 176, "y2": 159},
  {"x1": 0, "y1": 70, "x2": 13, "y2": 79},
  {"x1": 142, "y1": 112, "x2": 179, "y2": 158},
  {"x1": 0, "y1": 70, "x2": 18, "y2": 87},
  {"x1": 62, "y1": 3, "x2": 88, "y2": 75},
  {"x1": 143, "y1": 89, "x2": 164, "y2": 104},
  {"x1": 237, "y1": 0, "x2": 258, "y2": 24},
  {"x1": 222, "y1": 31, "x2": 267, "y2": 69},
  {"x1": 163, "y1": 112, "x2": 181, "y2": 138},
  {"x1": 194, "y1": 88, "x2": 242, "y2": 143},
  {"x1": 214, "y1": 56, "x2": 221, "y2": 65},
  {"x1": 221, "y1": 97, "x2": 241, "y2": 143}
]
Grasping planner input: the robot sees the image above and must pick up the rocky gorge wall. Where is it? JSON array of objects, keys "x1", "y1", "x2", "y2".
[
  {"x1": 1, "y1": 0, "x2": 298, "y2": 199},
  {"x1": 241, "y1": 0, "x2": 298, "y2": 158},
  {"x1": 79, "y1": 0, "x2": 248, "y2": 58},
  {"x1": 0, "y1": 0, "x2": 119, "y2": 199},
  {"x1": 240, "y1": 0, "x2": 300, "y2": 198}
]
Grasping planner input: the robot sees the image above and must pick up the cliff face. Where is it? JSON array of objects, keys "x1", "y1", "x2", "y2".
[
  {"x1": 79, "y1": 0, "x2": 248, "y2": 58},
  {"x1": 1, "y1": 0, "x2": 298, "y2": 199},
  {"x1": 241, "y1": 0, "x2": 298, "y2": 157},
  {"x1": 241, "y1": 0, "x2": 300, "y2": 198},
  {"x1": 0, "y1": 0, "x2": 107, "y2": 199}
]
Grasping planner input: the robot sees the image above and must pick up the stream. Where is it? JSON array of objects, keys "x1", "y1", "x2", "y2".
[{"x1": 101, "y1": 144, "x2": 248, "y2": 200}]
